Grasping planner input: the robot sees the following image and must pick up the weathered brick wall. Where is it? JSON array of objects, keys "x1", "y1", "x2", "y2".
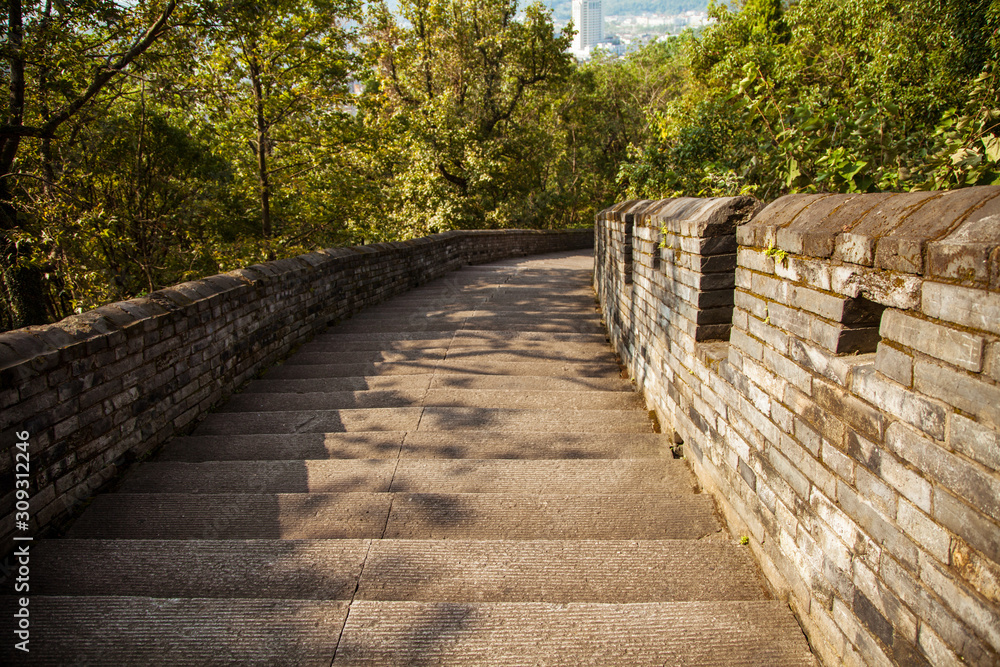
[
  {"x1": 1, "y1": 228, "x2": 592, "y2": 550},
  {"x1": 596, "y1": 189, "x2": 1000, "y2": 666}
]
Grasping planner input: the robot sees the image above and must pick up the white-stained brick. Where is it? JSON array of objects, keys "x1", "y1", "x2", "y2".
[
  {"x1": 880, "y1": 309, "x2": 985, "y2": 372},
  {"x1": 919, "y1": 552, "x2": 1000, "y2": 652},
  {"x1": 887, "y1": 421, "x2": 1000, "y2": 523},
  {"x1": 950, "y1": 413, "x2": 1000, "y2": 473},
  {"x1": 874, "y1": 342, "x2": 913, "y2": 387},
  {"x1": 897, "y1": 499, "x2": 950, "y2": 563},
  {"x1": 914, "y1": 360, "x2": 1000, "y2": 428},
  {"x1": 923, "y1": 281, "x2": 1000, "y2": 336},
  {"x1": 851, "y1": 364, "x2": 947, "y2": 440}
]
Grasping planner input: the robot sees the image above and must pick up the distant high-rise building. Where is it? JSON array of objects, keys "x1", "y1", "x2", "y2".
[{"x1": 572, "y1": 0, "x2": 604, "y2": 52}]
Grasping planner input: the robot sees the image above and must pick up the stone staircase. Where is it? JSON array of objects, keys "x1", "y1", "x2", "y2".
[{"x1": 6, "y1": 251, "x2": 817, "y2": 665}]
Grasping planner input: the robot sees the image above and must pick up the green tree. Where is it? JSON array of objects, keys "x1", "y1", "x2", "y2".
[
  {"x1": 360, "y1": 0, "x2": 573, "y2": 236},
  {"x1": 191, "y1": 0, "x2": 360, "y2": 257},
  {"x1": 1, "y1": 0, "x2": 179, "y2": 328},
  {"x1": 619, "y1": 0, "x2": 1000, "y2": 200}
]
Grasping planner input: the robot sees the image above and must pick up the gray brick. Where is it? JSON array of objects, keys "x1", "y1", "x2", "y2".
[
  {"x1": 774, "y1": 255, "x2": 834, "y2": 291},
  {"x1": 949, "y1": 413, "x2": 1000, "y2": 473},
  {"x1": 922, "y1": 281, "x2": 1000, "y2": 336},
  {"x1": 788, "y1": 338, "x2": 855, "y2": 386},
  {"x1": 881, "y1": 554, "x2": 996, "y2": 666},
  {"x1": 949, "y1": 538, "x2": 1000, "y2": 608},
  {"x1": 832, "y1": 595, "x2": 895, "y2": 667},
  {"x1": 786, "y1": 385, "x2": 846, "y2": 447},
  {"x1": 822, "y1": 441, "x2": 855, "y2": 484},
  {"x1": 767, "y1": 302, "x2": 812, "y2": 340},
  {"x1": 810, "y1": 486, "x2": 882, "y2": 571},
  {"x1": 878, "y1": 448, "x2": 932, "y2": 514},
  {"x1": 915, "y1": 359, "x2": 1000, "y2": 428},
  {"x1": 750, "y1": 271, "x2": 790, "y2": 304},
  {"x1": 734, "y1": 289, "x2": 768, "y2": 319},
  {"x1": 897, "y1": 498, "x2": 950, "y2": 563},
  {"x1": 933, "y1": 489, "x2": 1000, "y2": 567},
  {"x1": 790, "y1": 284, "x2": 851, "y2": 322},
  {"x1": 731, "y1": 328, "x2": 763, "y2": 360},
  {"x1": 875, "y1": 342, "x2": 913, "y2": 387},
  {"x1": 880, "y1": 309, "x2": 985, "y2": 372},
  {"x1": 887, "y1": 421, "x2": 1000, "y2": 522},
  {"x1": 838, "y1": 480, "x2": 917, "y2": 570},
  {"x1": 767, "y1": 445, "x2": 811, "y2": 500},
  {"x1": 814, "y1": 377, "x2": 884, "y2": 442},
  {"x1": 747, "y1": 314, "x2": 789, "y2": 354},
  {"x1": 851, "y1": 364, "x2": 946, "y2": 440},
  {"x1": 919, "y1": 552, "x2": 1000, "y2": 652},
  {"x1": 854, "y1": 464, "x2": 898, "y2": 519},
  {"x1": 985, "y1": 342, "x2": 1000, "y2": 383},
  {"x1": 737, "y1": 247, "x2": 774, "y2": 274}
]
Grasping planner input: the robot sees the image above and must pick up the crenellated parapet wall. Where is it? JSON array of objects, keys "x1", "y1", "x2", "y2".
[
  {"x1": 0, "y1": 228, "x2": 593, "y2": 552},
  {"x1": 596, "y1": 188, "x2": 1000, "y2": 666}
]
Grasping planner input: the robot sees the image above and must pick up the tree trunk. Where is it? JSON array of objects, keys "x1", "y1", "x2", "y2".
[{"x1": 249, "y1": 55, "x2": 273, "y2": 246}]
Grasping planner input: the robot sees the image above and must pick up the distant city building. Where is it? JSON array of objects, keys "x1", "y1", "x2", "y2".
[{"x1": 572, "y1": 0, "x2": 604, "y2": 52}]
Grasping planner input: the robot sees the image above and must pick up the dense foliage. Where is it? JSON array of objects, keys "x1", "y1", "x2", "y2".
[
  {"x1": 619, "y1": 0, "x2": 1000, "y2": 199},
  {"x1": 2, "y1": 0, "x2": 997, "y2": 329}
]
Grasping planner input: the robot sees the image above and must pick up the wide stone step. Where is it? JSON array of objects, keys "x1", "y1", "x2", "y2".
[
  {"x1": 245, "y1": 375, "x2": 433, "y2": 394},
  {"x1": 399, "y1": 431, "x2": 667, "y2": 459},
  {"x1": 118, "y1": 459, "x2": 690, "y2": 494},
  {"x1": 331, "y1": 600, "x2": 818, "y2": 666},
  {"x1": 264, "y1": 362, "x2": 444, "y2": 378},
  {"x1": 158, "y1": 431, "x2": 667, "y2": 462},
  {"x1": 331, "y1": 317, "x2": 604, "y2": 335},
  {"x1": 362, "y1": 302, "x2": 592, "y2": 314},
  {"x1": 441, "y1": 343, "x2": 616, "y2": 360},
  {"x1": 219, "y1": 389, "x2": 642, "y2": 412},
  {"x1": 118, "y1": 460, "x2": 397, "y2": 493},
  {"x1": 420, "y1": 389, "x2": 643, "y2": 410},
  {"x1": 387, "y1": 459, "x2": 690, "y2": 493},
  {"x1": 66, "y1": 493, "x2": 394, "y2": 540},
  {"x1": 283, "y1": 348, "x2": 449, "y2": 365},
  {"x1": 66, "y1": 493, "x2": 720, "y2": 540},
  {"x1": 427, "y1": 374, "x2": 631, "y2": 392},
  {"x1": 29, "y1": 539, "x2": 766, "y2": 603},
  {"x1": 193, "y1": 408, "x2": 424, "y2": 435},
  {"x1": 158, "y1": 432, "x2": 407, "y2": 461},
  {"x1": 415, "y1": 407, "x2": 654, "y2": 433},
  {"x1": 0, "y1": 597, "x2": 348, "y2": 666},
  {"x1": 193, "y1": 407, "x2": 649, "y2": 435},
  {"x1": 219, "y1": 390, "x2": 430, "y2": 412},
  {"x1": 350, "y1": 309, "x2": 599, "y2": 323},
  {"x1": 303, "y1": 340, "x2": 617, "y2": 363},
  {"x1": 312, "y1": 330, "x2": 608, "y2": 347},
  {"x1": 302, "y1": 335, "x2": 458, "y2": 351},
  {"x1": 355, "y1": 539, "x2": 767, "y2": 603},
  {"x1": 31, "y1": 539, "x2": 368, "y2": 599},
  {"x1": 245, "y1": 373, "x2": 631, "y2": 394},
  {"x1": 384, "y1": 493, "x2": 719, "y2": 540},
  {"x1": 431, "y1": 360, "x2": 621, "y2": 377},
  {"x1": 262, "y1": 360, "x2": 623, "y2": 379}
]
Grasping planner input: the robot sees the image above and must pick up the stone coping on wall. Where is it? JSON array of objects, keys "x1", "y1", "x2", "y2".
[{"x1": 738, "y1": 186, "x2": 1000, "y2": 287}]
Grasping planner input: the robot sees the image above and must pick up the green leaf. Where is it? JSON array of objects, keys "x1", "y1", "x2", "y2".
[
  {"x1": 951, "y1": 148, "x2": 982, "y2": 169},
  {"x1": 983, "y1": 136, "x2": 1000, "y2": 163}
]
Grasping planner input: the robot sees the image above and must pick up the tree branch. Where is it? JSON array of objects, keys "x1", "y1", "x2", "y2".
[{"x1": 38, "y1": 1, "x2": 178, "y2": 138}]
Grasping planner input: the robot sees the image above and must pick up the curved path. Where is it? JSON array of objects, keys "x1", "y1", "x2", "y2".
[{"x1": 9, "y1": 250, "x2": 817, "y2": 665}]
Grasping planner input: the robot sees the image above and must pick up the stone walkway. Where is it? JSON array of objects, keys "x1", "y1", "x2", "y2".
[{"x1": 9, "y1": 250, "x2": 817, "y2": 665}]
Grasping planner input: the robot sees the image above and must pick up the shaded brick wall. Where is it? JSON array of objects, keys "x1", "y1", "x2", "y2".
[
  {"x1": 1, "y1": 229, "x2": 592, "y2": 550},
  {"x1": 596, "y1": 189, "x2": 1000, "y2": 666}
]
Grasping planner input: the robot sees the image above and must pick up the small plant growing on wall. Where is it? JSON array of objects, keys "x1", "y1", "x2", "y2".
[{"x1": 764, "y1": 241, "x2": 789, "y2": 265}]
